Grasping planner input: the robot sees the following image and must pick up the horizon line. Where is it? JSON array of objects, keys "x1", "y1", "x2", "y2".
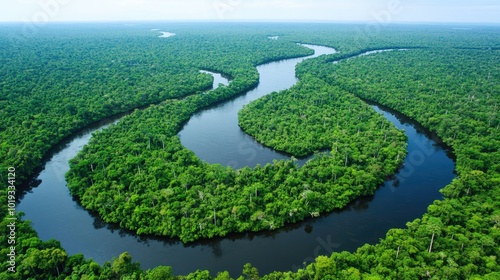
[{"x1": 1, "y1": 19, "x2": 499, "y2": 26}]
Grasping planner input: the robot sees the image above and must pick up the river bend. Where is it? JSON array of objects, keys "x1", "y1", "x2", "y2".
[{"x1": 19, "y1": 45, "x2": 455, "y2": 276}]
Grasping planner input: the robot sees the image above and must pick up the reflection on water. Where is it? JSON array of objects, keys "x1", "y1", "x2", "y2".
[
  {"x1": 180, "y1": 44, "x2": 337, "y2": 169},
  {"x1": 18, "y1": 45, "x2": 455, "y2": 276}
]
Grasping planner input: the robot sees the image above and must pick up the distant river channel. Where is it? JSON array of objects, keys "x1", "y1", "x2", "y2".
[{"x1": 19, "y1": 44, "x2": 455, "y2": 276}]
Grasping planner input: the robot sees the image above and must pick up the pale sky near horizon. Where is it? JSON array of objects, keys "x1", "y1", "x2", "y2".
[{"x1": 1, "y1": 0, "x2": 499, "y2": 24}]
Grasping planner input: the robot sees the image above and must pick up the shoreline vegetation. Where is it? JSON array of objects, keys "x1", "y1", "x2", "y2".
[
  {"x1": 65, "y1": 46, "x2": 407, "y2": 243},
  {"x1": 1, "y1": 23, "x2": 499, "y2": 279}
]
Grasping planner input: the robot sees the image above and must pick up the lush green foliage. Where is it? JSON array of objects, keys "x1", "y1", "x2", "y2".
[
  {"x1": 0, "y1": 26, "x2": 204, "y2": 183},
  {"x1": 324, "y1": 49, "x2": 500, "y2": 174},
  {"x1": 0, "y1": 22, "x2": 309, "y2": 279},
  {"x1": 272, "y1": 41, "x2": 500, "y2": 279},
  {"x1": 0, "y1": 23, "x2": 311, "y2": 184},
  {"x1": 1, "y1": 23, "x2": 499, "y2": 279},
  {"x1": 62, "y1": 24, "x2": 406, "y2": 244},
  {"x1": 239, "y1": 77, "x2": 406, "y2": 159},
  {"x1": 65, "y1": 78, "x2": 405, "y2": 242}
]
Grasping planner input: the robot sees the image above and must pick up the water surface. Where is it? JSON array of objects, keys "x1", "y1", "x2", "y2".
[{"x1": 19, "y1": 45, "x2": 455, "y2": 276}]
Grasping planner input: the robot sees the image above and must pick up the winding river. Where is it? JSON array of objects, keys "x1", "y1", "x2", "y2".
[{"x1": 18, "y1": 44, "x2": 455, "y2": 276}]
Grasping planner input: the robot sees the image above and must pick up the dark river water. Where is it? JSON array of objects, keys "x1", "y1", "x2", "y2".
[{"x1": 18, "y1": 45, "x2": 455, "y2": 276}]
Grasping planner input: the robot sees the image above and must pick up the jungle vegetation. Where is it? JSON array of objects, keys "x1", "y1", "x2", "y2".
[
  {"x1": 64, "y1": 74, "x2": 406, "y2": 242},
  {"x1": 1, "y1": 22, "x2": 499, "y2": 279}
]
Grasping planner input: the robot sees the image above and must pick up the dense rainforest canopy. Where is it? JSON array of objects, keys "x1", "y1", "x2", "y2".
[
  {"x1": 64, "y1": 74, "x2": 407, "y2": 242},
  {"x1": 0, "y1": 22, "x2": 499, "y2": 279}
]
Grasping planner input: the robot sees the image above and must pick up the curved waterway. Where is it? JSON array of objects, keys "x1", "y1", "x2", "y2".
[
  {"x1": 18, "y1": 45, "x2": 455, "y2": 276},
  {"x1": 180, "y1": 44, "x2": 337, "y2": 168}
]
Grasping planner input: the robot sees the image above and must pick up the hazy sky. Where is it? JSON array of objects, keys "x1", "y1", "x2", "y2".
[{"x1": 1, "y1": 0, "x2": 499, "y2": 23}]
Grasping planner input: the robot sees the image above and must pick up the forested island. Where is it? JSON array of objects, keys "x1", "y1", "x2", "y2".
[{"x1": 1, "y1": 22, "x2": 499, "y2": 279}]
